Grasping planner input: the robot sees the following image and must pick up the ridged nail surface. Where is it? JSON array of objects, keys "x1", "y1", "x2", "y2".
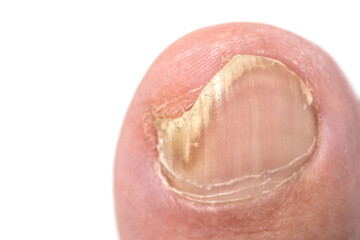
[{"x1": 155, "y1": 55, "x2": 317, "y2": 204}]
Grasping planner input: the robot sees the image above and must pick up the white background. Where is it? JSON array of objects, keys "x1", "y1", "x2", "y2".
[{"x1": 0, "y1": 0, "x2": 359, "y2": 239}]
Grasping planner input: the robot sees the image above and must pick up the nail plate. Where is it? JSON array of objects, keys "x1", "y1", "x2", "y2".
[{"x1": 155, "y1": 55, "x2": 317, "y2": 204}]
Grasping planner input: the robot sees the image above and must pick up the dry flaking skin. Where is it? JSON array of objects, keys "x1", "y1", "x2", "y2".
[{"x1": 155, "y1": 55, "x2": 317, "y2": 204}]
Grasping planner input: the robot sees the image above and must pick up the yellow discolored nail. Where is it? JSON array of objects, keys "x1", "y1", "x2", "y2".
[{"x1": 155, "y1": 55, "x2": 317, "y2": 204}]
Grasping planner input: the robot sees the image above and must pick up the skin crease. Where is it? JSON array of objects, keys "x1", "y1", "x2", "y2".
[{"x1": 114, "y1": 23, "x2": 360, "y2": 240}]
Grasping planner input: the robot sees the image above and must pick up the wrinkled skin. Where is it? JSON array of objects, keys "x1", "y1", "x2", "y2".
[{"x1": 114, "y1": 23, "x2": 360, "y2": 240}]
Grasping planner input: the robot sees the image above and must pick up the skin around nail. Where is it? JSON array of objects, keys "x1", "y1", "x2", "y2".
[{"x1": 114, "y1": 23, "x2": 360, "y2": 240}]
